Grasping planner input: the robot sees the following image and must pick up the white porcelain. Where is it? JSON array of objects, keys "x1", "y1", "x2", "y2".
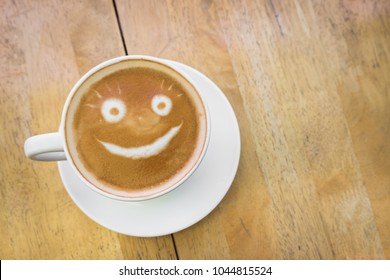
[
  {"x1": 58, "y1": 60, "x2": 241, "y2": 237},
  {"x1": 24, "y1": 55, "x2": 211, "y2": 201}
]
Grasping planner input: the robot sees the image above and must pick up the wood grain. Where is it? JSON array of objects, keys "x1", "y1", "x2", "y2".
[
  {"x1": 116, "y1": 0, "x2": 388, "y2": 259},
  {"x1": 216, "y1": 0, "x2": 386, "y2": 259},
  {"x1": 116, "y1": 0, "x2": 278, "y2": 259},
  {"x1": 1, "y1": 0, "x2": 389, "y2": 259},
  {"x1": 0, "y1": 0, "x2": 176, "y2": 259}
]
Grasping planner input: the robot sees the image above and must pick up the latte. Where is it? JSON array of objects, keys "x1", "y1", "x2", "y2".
[{"x1": 64, "y1": 59, "x2": 208, "y2": 198}]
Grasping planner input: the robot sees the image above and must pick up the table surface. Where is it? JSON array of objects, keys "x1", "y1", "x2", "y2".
[{"x1": 1, "y1": 0, "x2": 389, "y2": 260}]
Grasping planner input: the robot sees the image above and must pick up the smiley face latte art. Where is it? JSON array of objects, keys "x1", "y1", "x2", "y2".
[{"x1": 66, "y1": 60, "x2": 208, "y2": 198}]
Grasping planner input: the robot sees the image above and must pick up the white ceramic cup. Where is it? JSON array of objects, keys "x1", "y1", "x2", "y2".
[{"x1": 24, "y1": 55, "x2": 210, "y2": 201}]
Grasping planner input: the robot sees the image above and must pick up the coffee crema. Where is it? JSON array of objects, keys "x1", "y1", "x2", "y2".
[{"x1": 66, "y1": 60, "x2": 207, "y2": 198}]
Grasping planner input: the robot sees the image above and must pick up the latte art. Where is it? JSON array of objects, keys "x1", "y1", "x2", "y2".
[
  {"x1": 98, "y1": 123, "x2": 182, "y2": 159},
  {"x1": 151, "y1": 95, "x2": 172, "y2": 116},
  {"x1": 66, "y1": 60, "x2": 208, "y2": 198},
  {"x1": 101, "y1": 98, "x2": 127, "y2": 123}
]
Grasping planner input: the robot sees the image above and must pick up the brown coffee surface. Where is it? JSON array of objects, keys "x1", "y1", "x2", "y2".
[{"x1": 72, "y1": 67, "x2": 201, "y2": 193}]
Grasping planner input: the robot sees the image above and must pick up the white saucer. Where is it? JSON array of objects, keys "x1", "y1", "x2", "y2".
[{"x1": 58, "y1": 61, "x2": 241, "y2": 237}]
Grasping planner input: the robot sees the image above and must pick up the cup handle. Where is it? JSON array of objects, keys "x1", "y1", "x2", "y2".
[{"x1": 24, "y1": 132, "x2": 67, "y2": 161}]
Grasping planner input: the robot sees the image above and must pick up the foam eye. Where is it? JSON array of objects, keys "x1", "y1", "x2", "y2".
[
  {"x1": 101, "y1": 99, "x2": 126, "y2": 123},
  {"x1": 151, "y1": 95, "x2": 172, "y2": 116}
]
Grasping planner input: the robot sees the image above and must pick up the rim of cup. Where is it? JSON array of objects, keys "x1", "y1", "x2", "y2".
[{"x1": 59, "y1": 55, "x2": 211, "y2": 202}]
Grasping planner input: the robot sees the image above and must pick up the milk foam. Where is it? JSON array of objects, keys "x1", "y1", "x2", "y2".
[
  {"x1": 66, "y1": 58, "x2": 208, "y2": 198},
  {"x1": 101, "y1": 98, "x2": 126, "y2": 123},
  {"x1": 151, "y1": 95, "x2": 172, "y2": 116},
  {"x1": 98, "y1": 123, "x2": 182, "y2": 159}
]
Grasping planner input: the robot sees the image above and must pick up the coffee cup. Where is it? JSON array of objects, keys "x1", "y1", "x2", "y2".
[{"x1": 24, "y1": 56, "x2": 210, "y2": 201}]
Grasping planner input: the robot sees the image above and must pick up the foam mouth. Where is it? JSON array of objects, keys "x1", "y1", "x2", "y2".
[{"x1": 97, "y1": 123, "x2": 182, "y2": 159}]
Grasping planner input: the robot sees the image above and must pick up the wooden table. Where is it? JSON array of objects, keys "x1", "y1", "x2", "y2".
[{"x1": 1, "y1": 0, "x2": 389, "y2": 260}]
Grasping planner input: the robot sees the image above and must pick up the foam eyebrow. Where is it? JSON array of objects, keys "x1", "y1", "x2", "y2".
[
  {"x1": 93, "y1": 89, "x2": 102, "y2": 98},
  {"x1": 116, "y1": 81, "x2": 122, "y2": 95},
  {"x1": 84, "y1": 104, "x2": 98, "y2": 108}
]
